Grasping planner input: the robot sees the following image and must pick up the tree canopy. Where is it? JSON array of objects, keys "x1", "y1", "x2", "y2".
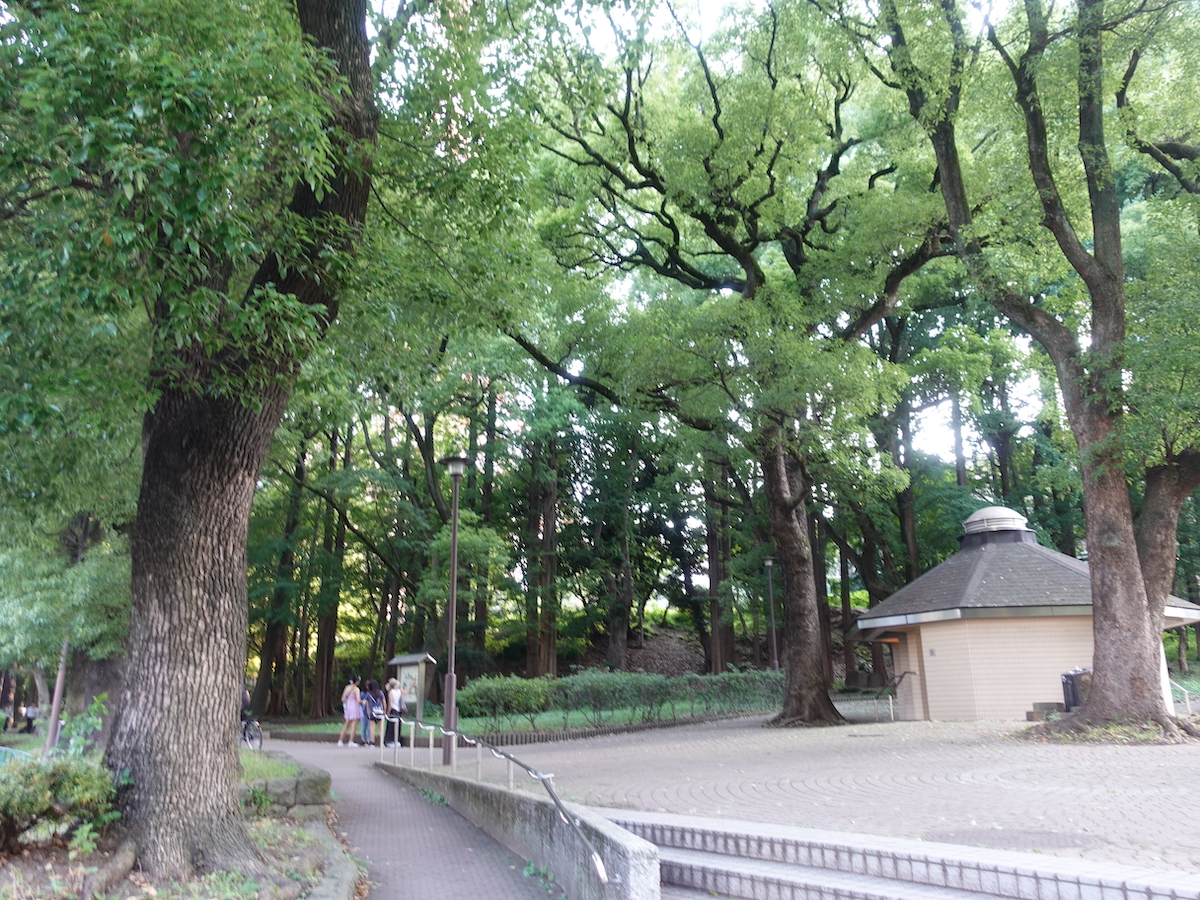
[{"x1": 4, "y1": 0, "x2": 1200, "y2": 881}]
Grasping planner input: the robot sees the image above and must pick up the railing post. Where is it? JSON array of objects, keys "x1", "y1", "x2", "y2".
[
  {"x1": 507, "y1": 758, "x2": 514, "y2": 790},
  {"x1": 450, "y1": 732, "x2": 458, "y2": 775},
  {"x1": 428, "y1": 726, "x2": 435, "y2": 769},
  {"x1": 475, "y1": 739, "x2": 482, "y2": 781}
]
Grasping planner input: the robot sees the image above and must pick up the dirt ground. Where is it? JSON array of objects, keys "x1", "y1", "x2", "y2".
[{"x1": 0, "y1": 817, "x2": 331, "y2": 900}]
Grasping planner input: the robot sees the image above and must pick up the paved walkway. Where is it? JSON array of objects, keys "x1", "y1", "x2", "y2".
[
  {"x1": 506, "y1": 716, "x2": 1200, "y2": 874},
  {"x1": 278, "y1": 716, "x2": 1200, "y2": 898},
  {"x1": 275, "y1": 739, "x2": 552, "y2": 900}
]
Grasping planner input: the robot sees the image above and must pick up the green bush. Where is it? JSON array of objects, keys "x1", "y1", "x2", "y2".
[
  {"x1": 459, "y1": 675, "x2": 552, "y2": 730},
  {"x1": 457, "y1": 668, "x2": 786, "y2": 735},
  {"x1": 0, "y1": 754, "x2": 116, "y2": 853}
]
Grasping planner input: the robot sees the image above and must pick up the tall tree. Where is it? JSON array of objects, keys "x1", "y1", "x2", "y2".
[
  {"x1": 821, "y1": 0, "x2": 1200, "y2": 732},
  {"x1": 2, "y1": 0, "x2": 378, "y2": 875},
  {"x1": 506, "y1": 0, "x2": 942, "y2": 722}
]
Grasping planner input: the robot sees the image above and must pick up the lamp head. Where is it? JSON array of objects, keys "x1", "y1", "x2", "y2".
[{"x1": 439, "y1": 455, "x2": 474, "y2": 477}]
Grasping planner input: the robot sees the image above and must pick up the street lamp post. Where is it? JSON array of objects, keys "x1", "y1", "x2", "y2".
[
  {"x1": 764, "y1": 558, "x2": 779, "y2": 671},
  {"x1": 440, "y1": 455, "x2": 473, "y2": 765}
]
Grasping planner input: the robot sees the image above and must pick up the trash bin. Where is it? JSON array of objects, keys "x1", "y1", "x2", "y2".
[{"x1": 1061, "y1": 667, "x2": 1091, "y2": 712}]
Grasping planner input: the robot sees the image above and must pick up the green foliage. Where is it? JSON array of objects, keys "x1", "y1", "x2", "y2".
[
  {"x1": 0, "y1": 0, "x2": 344, "y2": 409},
  {"x1": 0, "y1": 537, "x2": 129, "y2": 670},
  {"x1": 0, "y1": 754, "x2": 116, "y2": 853},
  {"x1": 457, "y1": 669, "x2": 785, "y2": 732},
  {"x1": 416, "y1": 788, "x2": 447, "y2": 807},
  {"x1": 242, "y1": 785, "x2": 272, "y2": 817},
  {"x1": 458, "y1": 675, "x2": 554, "y2": 731},
  {"x1": 58, "y1": 694, "x2": 109, "y2": 757}
]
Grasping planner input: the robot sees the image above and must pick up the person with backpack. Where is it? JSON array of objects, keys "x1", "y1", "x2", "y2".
[{"x1": 360, "y1": 679, "x2": 385, "y2": 746}]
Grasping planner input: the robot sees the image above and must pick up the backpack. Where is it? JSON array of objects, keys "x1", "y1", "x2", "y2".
[{"x1": 364, "y1": 691, "x2": 384, "y2": 721}]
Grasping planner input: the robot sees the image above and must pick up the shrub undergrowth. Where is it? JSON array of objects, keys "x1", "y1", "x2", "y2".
[{"x1": 457, "y1": 668, "x2": 784, "y2": 732}]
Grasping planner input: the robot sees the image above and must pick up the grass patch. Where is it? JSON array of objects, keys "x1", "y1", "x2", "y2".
[
  {"x1": 1020, "y1": 716, "x2": 1184, "y2": 744},
  {"x1": 416, "y1": 788, "x2": 447, "y2": 807},
  {"x1": 238, "y1": 750, "x2": 299, "y2": 782},
  {"x1": 0, "y1": 733, "x2": 43, "y2": 754}
]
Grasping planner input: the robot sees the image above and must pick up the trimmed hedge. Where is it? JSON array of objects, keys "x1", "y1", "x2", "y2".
[{"x1": 458, "y1": 669, "x2": 785, "y2": 731}]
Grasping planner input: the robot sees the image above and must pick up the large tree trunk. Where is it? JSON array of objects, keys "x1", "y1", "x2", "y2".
[
  {"x1": 760, "y1": 432, "x2": 842, "y2": 726},
  {"x1": 106, "y1": 389, "x2": 291, "y2": 878},
  {"x1": 103, "y1": 0, "x2": 375, "y2": 877}
]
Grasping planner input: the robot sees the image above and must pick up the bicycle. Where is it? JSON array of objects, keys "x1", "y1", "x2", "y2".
[{"x1": 240, "y1": 714, "x2": 263, "y2": 750}]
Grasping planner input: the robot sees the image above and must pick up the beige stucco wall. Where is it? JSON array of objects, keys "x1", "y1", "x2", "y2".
[
  {"x1": 895, "y1": 616, "x2": 1095, "y2": 720},
  {"x1": 893, "y1": 631, "x2": 928, "y2": 721}
]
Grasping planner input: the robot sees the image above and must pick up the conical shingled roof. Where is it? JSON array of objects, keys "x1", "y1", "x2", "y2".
[{"x1": 852, "y1": 507, "x2": 1200, "y2": 636}]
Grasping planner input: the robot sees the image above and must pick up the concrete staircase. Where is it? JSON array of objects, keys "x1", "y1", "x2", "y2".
[{"x1": 591, "y1": 808, "x2": 1200, "y2": 900}]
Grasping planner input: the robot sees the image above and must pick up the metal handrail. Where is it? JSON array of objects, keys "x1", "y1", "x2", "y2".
[
  {"x1": 0, "y1": 746, "x2": 32, "y2": 765},
  {"x1": 1169, "y1": 680, "x2": 1192, "y2": 716},
  {"x1": 380, "y1": 714, "x2": 609, "y2": 884}
]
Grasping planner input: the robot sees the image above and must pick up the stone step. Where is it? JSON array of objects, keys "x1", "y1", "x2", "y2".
[
  {"x1": 592, "y1": 808, "x2": 1200, "y2": 900},
  {"x1": 661, "y1": 846, "x2": 1013, "y2": 900},
  {"x1": 1031, "y1": 701, "x2": 1065, "y2": 712}
]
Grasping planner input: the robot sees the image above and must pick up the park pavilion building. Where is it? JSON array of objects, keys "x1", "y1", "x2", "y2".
[{"x1": 850, "y1": 507, "x2": 1200, "y2": 721}]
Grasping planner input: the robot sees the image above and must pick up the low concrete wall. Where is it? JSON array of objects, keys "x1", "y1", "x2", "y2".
[{"x1": 377, "y1": 761, "x2": 659, "y2": 900}]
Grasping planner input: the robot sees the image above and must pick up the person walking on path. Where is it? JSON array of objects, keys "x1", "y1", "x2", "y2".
[
  {"x1": 383, "y1": 677, "x2": 406, "y2": 747},
  {"x1": 360, "y1": 679, "x2": 384, "y2": 746},
  {"x1": 337, "y1": 675, "x2": 362, "y2": 747}
]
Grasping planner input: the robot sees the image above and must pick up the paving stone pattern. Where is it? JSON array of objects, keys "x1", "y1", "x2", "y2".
[
  {"x1": 502, "y1": 716, "x2": 1200, "y2": 875},
  {"x1": 277, "y1": 740, "x2": 554, "y2": 900}
]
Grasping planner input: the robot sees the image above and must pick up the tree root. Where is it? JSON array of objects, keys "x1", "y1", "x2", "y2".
[
  {"x1": 79, "y1": 840, "x2": 136, "y2": 900},
  {"x1": 1025, "y1": 710, "x2": 1198, "y2": 743},
  {"x1": 1175, "y1": 716, "x2": 1200, "y2": 739},
  {"x1": 766, "y1": 713, "x2": 844, "y2": 728}
]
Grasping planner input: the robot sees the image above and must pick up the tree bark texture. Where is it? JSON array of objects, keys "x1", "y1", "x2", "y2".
[
  {"x1": 106, "y1": 389, "x2": 291, "y2": 878},
  {"x1": 104, "y1": 0, "x2": 376, "y2": 877},
  {"x1": 760, "y1": 433, "x2": 842, "y2": 725}
]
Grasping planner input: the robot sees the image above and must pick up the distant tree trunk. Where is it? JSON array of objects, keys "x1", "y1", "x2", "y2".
[
  {"x1": 810, "y1": 513, "x2": 834, "y2": 684},
  {"x1": 951, "y1": 393, "x2": 968, "y2": 487},
  {"x1": 482, "y1": 384, "x2": 497, "y2": 525},
  {"x1": 537, "y1": 440, "x2": 560, "y2": 677},
  {"x1": 604, "y1": 533, "x2": 633, "y2": 670},
  {"x1": 605, "y1": 433, "x2": 638, "y2": 671},
  {"x1": 894, "y1": 407, "x2": 920, "y2": 583},
  {"x1": 310, "y1": 428, "x2": 353, "y2": 718},
  {"x1": 384, "y1": 575, "x2": 402, "y2": 662},
  {"x1": 1, "y1": 670, "x2": 14, "y2": 725},
  {"x1": 31, "y1": 668, "x2": 50, "y2": 717},
  {"x1": 704, "y1": 459, "x2": 736, "y2": 674},
  {"x1": 759, "y1": 431, "x2": 843, "y2": 726},
  {"x1": 840, "y1": 549, "x2": 856, "y2": 683},
  {"x1": 253, "y1": 439, "x2": 307, "y2": 716},
  {"x1": 524, "y1": 445, "x2": 544, "y2": 676}
]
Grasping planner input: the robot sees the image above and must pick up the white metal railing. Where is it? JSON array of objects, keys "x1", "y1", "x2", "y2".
[
  {"x1": 379, "y1": 714, "x2": 608, "y2": 884},
  {"x1": 1170, "y1": 680, "x2": 1192, "y2": 716}
]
